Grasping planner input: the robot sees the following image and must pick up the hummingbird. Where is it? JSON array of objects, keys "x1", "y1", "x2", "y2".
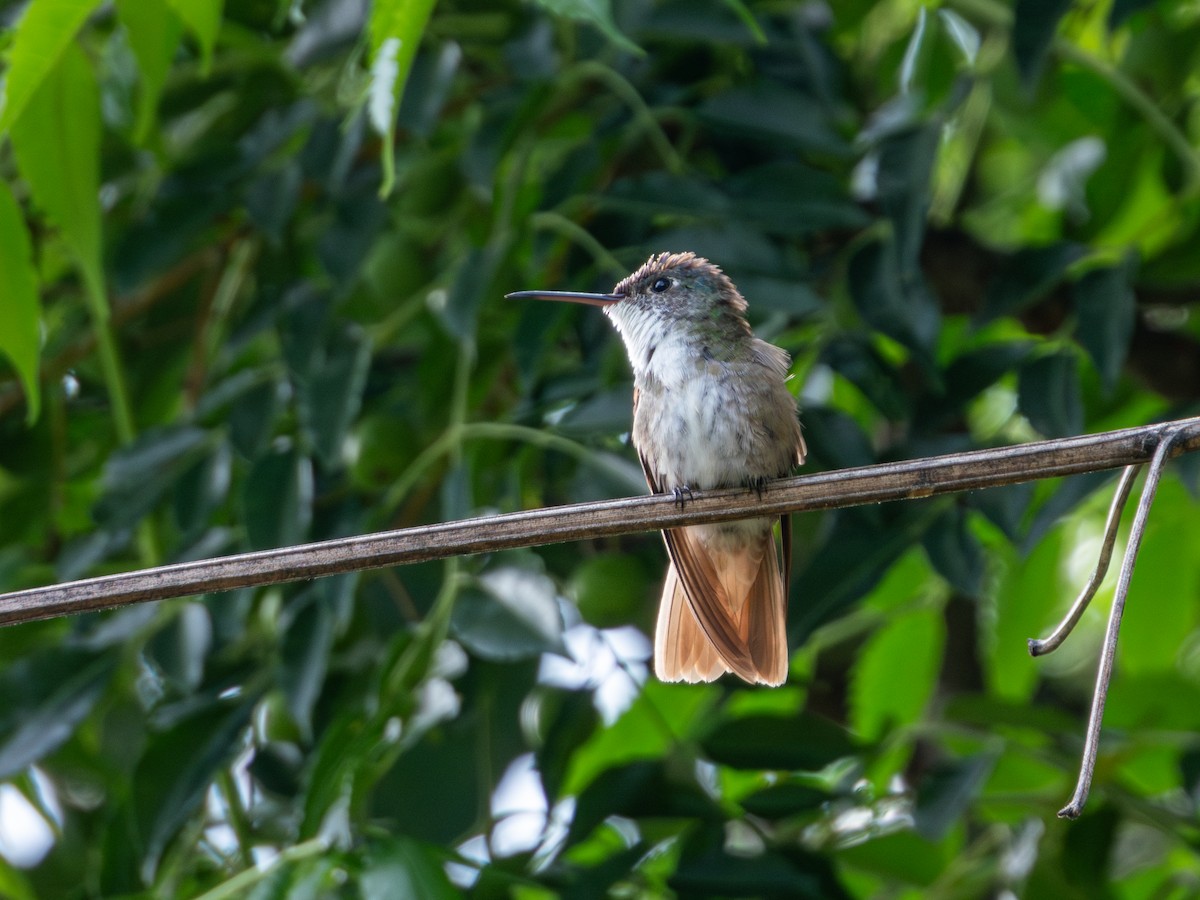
[{"x1": 508, "y1": 252, "x2": 806, "y2": 685}]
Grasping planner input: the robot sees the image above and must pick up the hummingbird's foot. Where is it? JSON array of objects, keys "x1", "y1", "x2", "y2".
[
  {"x1": 747, "y1": 475, "x2": 769, "y2": 499},
  {"x1": 671, "y1": 485, "x2": 694, "y2": 508}
]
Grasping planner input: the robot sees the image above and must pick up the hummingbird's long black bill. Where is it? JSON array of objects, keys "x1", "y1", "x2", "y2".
[{"x1": 505, "y1": 289, "x2": 623, "y2": 307}]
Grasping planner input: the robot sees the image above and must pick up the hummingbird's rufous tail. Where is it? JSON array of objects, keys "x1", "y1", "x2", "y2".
[{"x1": 654, "y1": 524, "x2": 788, "y2": 685}]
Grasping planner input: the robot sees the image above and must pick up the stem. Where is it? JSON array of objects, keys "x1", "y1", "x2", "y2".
[
  {"x1": 1054, "y1": 41, "x2": 1200, "y2": 196},
  {"x1": 90, "y1": 313, "x2": 137, "y2": 447},
  {"x1": 947, "y1": 0, "x2": 1200, "y2": 194},
  {"x1": 84, "y1": 278, "x2": 160, "y2": 566},
  {"x1": 190, "y1": 837, "x2": 330, "y2": 900},
  {"x1": 216, "y1": 770, "x2": 253, "y2": 869},
  {"x1": 563, "y1": 60, "x2": 685, "y2": 174},
  {"x1": 1057, "y1": 428, "x2": 1182, "y2": 818},
  {"x1": 1028, "y1": 464, "x2": 1140, "y2": 656},
  {"x1": 381, "y1": 421, "x2": 646, "y2": 516},
  {"x1": 530, "y1": 211, "x2": 628, "y2": 277}
]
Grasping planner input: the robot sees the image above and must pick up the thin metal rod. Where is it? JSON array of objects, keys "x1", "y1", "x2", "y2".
[
  {"x1": 1057, "y1": 427, "x2": 1182, "y2": 819},
  {"x1": 0, "y1": 417, "x2": 1197, "y2": 628},
  {"x1": 1028, "y1": 464, "x2": 1142, "y2": 657}
]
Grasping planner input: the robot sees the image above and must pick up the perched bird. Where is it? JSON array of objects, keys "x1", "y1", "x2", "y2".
[{"x1": 508, "y1": 252, "x2": 805, "y2": 685}]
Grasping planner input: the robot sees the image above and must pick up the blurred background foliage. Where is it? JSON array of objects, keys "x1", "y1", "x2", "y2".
[{"x1": 1, "y1": 0, "x2": 1200, "y2": 895}]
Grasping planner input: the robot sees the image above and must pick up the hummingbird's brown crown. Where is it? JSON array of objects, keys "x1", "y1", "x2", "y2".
[{"x1": 614, "y1": 251, "x2": 747, "y2": 316}]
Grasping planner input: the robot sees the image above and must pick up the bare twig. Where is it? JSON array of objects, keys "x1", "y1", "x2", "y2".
[
  {"x1": 1028, "y1": 463, "x2": 1142, "y2": 657},
  {"x1": 1055, "y1": 426, "x2": 1184, "y2": 819},
  {"x1": 0, "y1": 417, "x2": 1197, "y2": 627}
]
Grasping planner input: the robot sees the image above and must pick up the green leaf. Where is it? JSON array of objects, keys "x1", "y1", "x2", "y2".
[
  {"x1": 532, "y1": 0, "x2": 643, "y2": 56},
  {"x1": 227, "y1": 377, "x2": 283, "y2": 458},
  {"x1": 433, "y1": 245, "x2": 494, "y2": 340},
  {"x1": 0, "y1": 859, "x2": 36, "y2": 900},
  {"x1": 850, "y1": 606, "x2": 945, "y2": 742},
  {"x1": 1012, "y1": 0, "x2": 1073, "y2": 87},
  {"x1": 701, "y1": 712, "x2": 857, "y2": 771},
  {"x1": 916, "y1": 341, "x2": 1032, "y2": 428},
  {"x1": 242, "y1": 445, "x2": 314, "y2": 549},
  {"x1": 299, "y1": 710, "x2": 377, "y2": 839},
  {"x1": 847, "y1": 236, "x2": 940, "y2": 355},
  {"x1": 172, "y1": 441, "x2": 232, "y2": 538},
  {"x1": 360, "y1": 837, "x2": 457, "y2": 900},
  {"x1": 1109, "y1": 0, "x2": 1157, "y2": 29},
  {"x1": 280, "y1": 594, "x2": 334, "y2": 742},
  {"x1": 0, "y1": 649, "x2": 116, "y2": 778},
  {"x1": 296, "y1": 324, "x2": 373, "y2": 469},
  {"x1": 820, "y1": 340, "x2": 910, "y2": 424},
  {"x1": 562, "y1": 680, "x2": 718, "y2": 796},
  {"x1": 165, "y1": 0, "x2": 222, "y2": 73},
  {"x1": 921, "y1": 506, "x2": 985, "y2": 596},
  {"x1": 9, "y1": 40, "x2": 106, "y2": 315},
  {"x1": 369, "y1": 717, "x2": 483, "y2": 844},
  {"x1": 567, "y1": 760, "x2": 722, "y2": 846},
  {"x1": 981, "y1": 243, "x2": 1082, "y2": 322},
  {"x1": 793, "y1": 505, "x2": 935, "y2": 642},
  {"x1": 145, "y1": 602, "x2": 212, "y2": 692},
  {"x1": 0, "y1": 182, "x2": 42, "y2": 423},
  {"x1": 875, "y1": 124, "x2": 940, "y2": 269},
  {"x1": 836, "y1": 829, "x2": 947, "y2": 887},
  {"x1": 451, "y1": 568, "x2": 566, "y2": 661},
  {"x1": 570, "y1": 552, "x2": 652, "y2": 629},
  {"x1": 367, "y1": 0, "x2": 439, "y2": 195},
  {"x1": 724, "y1": 161, "x2": 869, "y2": 237},
  {"x1": 700, "y1": 82, "x2": 850, "y2": 157},
  {"x1": 0, "y1": 0, "x2": 103, "y2": 135},
  {"x1": 938, "y1": 9, "x2": 980, "y2": 66},
  {"x1": 913, "y1": 753, "x2": 995, "y2": 840},
  {"x1": 1120, "y1": 476, "x2": 1200, "y2": 675},
  {"x1": 1018, "y1": 352, "x2": 1082, "y2": 438},
  {"x1": 739, "y1": 782, "x2": 830, "y2": 819},
  {"x1": 1061, "y1": 806, "x2": 1120, "y2": 892},
  {"x1": 1074, "y1": 263, "x2": 1136, "y2": 392},
  {"x1": 672, "y1": 827, "x2": 849, "y2": 899},
  {"x1": 134, "y1": 695, "x2": 258, "y2": 882},
  {"x1": 604, "y1": 172, "x2": 729, "y2": 220},
  {"x1": 116, "y1": 0, "x2": 183, "y2": 143},
  {"x1": 94, "y1": 425, "x2": 212, "y2": 528},
  {"x1": 247, "y1": 743, "x2": 302, "y2": 798},
  {"x1": 534, "y1": 689, "x2": 600, "y2": 802},
  {"x1": 987, "y1": 527, "x2": 1064, "y2": 702}
]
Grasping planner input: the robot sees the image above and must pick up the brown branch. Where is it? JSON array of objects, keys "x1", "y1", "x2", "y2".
[{"x1": 0, "y1": 417, "x2": 1198, "y2": 627}]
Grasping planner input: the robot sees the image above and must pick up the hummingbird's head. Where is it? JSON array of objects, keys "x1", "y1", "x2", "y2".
[
  {"x1": 610, "y1": 251, "x2": 747, "y2": 324},
  {"x1": 506, "y1": 251, "x2": 751, "y2": 340}
]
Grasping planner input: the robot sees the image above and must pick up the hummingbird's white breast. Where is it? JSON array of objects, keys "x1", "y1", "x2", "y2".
[{"x1": 607, "y1": 305, "x2": 798, "y2": 494}]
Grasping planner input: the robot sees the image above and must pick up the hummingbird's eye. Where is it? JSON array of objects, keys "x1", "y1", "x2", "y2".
[{"x1": 651, "y1": 277, "x2": 671, "y2": 293}]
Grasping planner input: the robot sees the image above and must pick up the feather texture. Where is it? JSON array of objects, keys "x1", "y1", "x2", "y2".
[
  {"x1": 608, "y1": 253, "x2": 805, "y2": 686},
  {"x1": 654, "y1": 523, "x2": 789, "y2": 685}
]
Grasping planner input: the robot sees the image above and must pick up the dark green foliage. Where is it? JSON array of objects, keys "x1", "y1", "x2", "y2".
[{"x1": 0, "y1": 0, "x2": 1199, "y2": 896}]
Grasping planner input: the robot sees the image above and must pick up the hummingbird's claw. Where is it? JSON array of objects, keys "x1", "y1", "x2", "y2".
[
  {"x1": 748, "y1": 476, "x2": 769, "y2": 499},
  {"x1": 671, "y1": 485, "x2": 694, "y2": 508}
]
